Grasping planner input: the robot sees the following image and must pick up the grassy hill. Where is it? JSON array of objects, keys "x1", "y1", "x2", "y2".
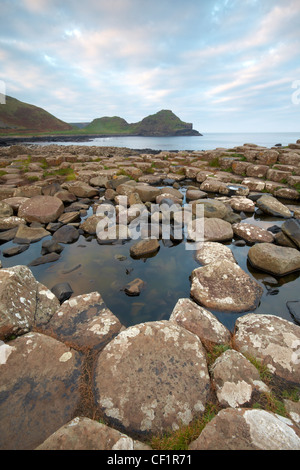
[
  {"x1": 0, "y1": 96, "x2": 73, "y2": 133},
  {"x1": 85, "y1": 110, "x2": 201, "y2": 136}
]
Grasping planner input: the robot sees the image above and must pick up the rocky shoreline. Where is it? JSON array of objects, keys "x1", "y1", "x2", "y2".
[{"x1": 0, "y1": 140, "x2": 300, "y2": 450}]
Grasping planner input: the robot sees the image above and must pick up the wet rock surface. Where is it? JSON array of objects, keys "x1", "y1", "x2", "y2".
[{"x1": 0, "y1": 141, "x2": 300, "y2": 449}]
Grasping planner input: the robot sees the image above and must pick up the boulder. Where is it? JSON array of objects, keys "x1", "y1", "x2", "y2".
[
  {"x1": 195, "y1": 241, "x2": 236, "y2": 266},
  {"x1": 80, "y1": 214, "x2": 106, "y2": 235},
  {"x1": 2, "y1": 244, "x2": 29, "y2": 257},
  {"x1": 52, "y1": 224, "x2": 79, "y2": 243},
  {"x1": 0, "y1": 332, "x2": 83, "y2": 449},
  {"x1": 130, "y1": 239, "x2": 160, "y2": 258},
  {"x1": 229, "y1": 196, "x2": 255, "y2": 213},
  {"x1": 188, "y1": 217, "x2": 233, "y2": 242},
  {"x1": 233, "y1": 314, "x2": 300, "y2": 384},
  {"x1": 248, "y1": 243, "x2": 300, "y2": 276},
  {"x1": 286, "y1": 301, "x2": 300, "y2": 325},
  {"x1": 189, "y1": 408, "x2": 300, "y2": 450},
  {"x1": 169, "y1": 298, "x2": 231, "y2": 345},
  {"x1": 210, "y1": 349, "x2": 270, "y2": 408},
  {"x1": 256, "y1": 195, "x2": 292, "y2": 218},
  {"x1": 51, "y1": 282, "x2": 74, "y2": 303},
  {"x1": 281, "y1": 219, "x2": 300, "y2": 249},
  {"x1": 94, "y1": 321, "x2": 211, "y2": 436},
  {"x1": 35, "y1": 417, "x2": 151, "y2": 450},
  {"x1": 67, "y1": 181, "x2": 98, "y2": 198},
  {"x1": 42, "y1": 291, "x2": 122, "y2": 351},
  {"x1": 0, "y1": 216, "x2": 26, "y2": 230},
  {"x1": 191, "y1": 199, "x2": 229, "y2": 219},
  {"x1": 0, "y1": 265, "x2": 60, "y2": 340},
  {"x1": 135, "y1": 185, "x2": 162, "y2": 202},
  {"x1": 0, "y1": 201, "x2": 13, "y2": 218},
  {"x1": 18, "y1": 195, "x2": 64, "y2": 224},
  {"x1": 2, "y1": 197, "x2": 29, "y2": 211},
  {"x1": 28, "y1": 252, "x2": 61, "y2": 266},
  {"x1": 232, "y1": 223, "x2": 274, "y2": 244},
  {"x1": 190, "y1": 260, "x2": 263, "y2": 313}
]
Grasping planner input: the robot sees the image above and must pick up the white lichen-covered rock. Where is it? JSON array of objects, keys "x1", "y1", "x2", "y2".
[
  {"x1": 190, "y1": 260, "x2": 263, "y2": 313},
  {"x1": 195, "y1": 241, "x2": 236, "y2": 265},
  {"x1": 210, "y1": 349, "x2": 270, "y2": 408},
  {"x1": 94, "y1": 320, "x2": 212, "y2": 437},
  {"x1": 0, "y1": 265, "x2": 60, "y2": 340},
  {"x1": 169, "y1": 298, "x2": 231, "y2": 345},
  {"x1": 233, "y1": 314, "x2": 300, "y2": 384},
  {"x1": 41, "y1": 291, "x2": 123, "y2": 351},
  {"x1": 0, "y1": 332, "x2": 82, "y2": 450},
  {"x1": 36, "y1": 417, "x2": 151, "y2": 450},
  {"x1": 189, "y1": 408, "x2": 300, "y2": 450}
]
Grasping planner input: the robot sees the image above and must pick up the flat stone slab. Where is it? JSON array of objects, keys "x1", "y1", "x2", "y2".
[
  {"x1": 169, "y1": 298, "x2": 231, "y2": 345},
  {"x1": 189, "y1": 408, "x2": 300, "y2": 450},
  {"x1": 94, "y1": 321, "x2": 211, "y2": 437},
  {"x1": 13, "y1": 224, "x2": 50, "y2": 244},
  {"x1": 248, "y1": 242, "x2": 300, "y2": 276},
  {"x1": 0, "y1": 332, "x2": 83, "y2": 449},
  {"x1": 232, "y1": 222, "x2": 274, "y2": 244},
  {"x1": 36, "y1": 417, "x2": 151, "y2": 450},
  {"x1": 233, "y1": 313, "x2": 300, "y2": 384},
  {"x1": 190, "y1": 260, "x2": 263, "y2": 313}
]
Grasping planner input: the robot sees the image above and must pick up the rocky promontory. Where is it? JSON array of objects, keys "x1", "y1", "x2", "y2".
[{"x1": 0, "y1": 139, "x2": 300, "y2": 450}]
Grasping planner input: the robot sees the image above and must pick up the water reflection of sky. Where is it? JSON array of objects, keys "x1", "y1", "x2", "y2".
[{"x1": 1, "y1": 203, "x2": 300, "y2": 332}]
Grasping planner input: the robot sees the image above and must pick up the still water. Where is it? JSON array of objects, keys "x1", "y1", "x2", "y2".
[
  {"x1": 1, "y1": 189, "x2": 299, "y2": 332},
  {"x1": 26, "y1": 132, "x2": 300, "y2": 152}
]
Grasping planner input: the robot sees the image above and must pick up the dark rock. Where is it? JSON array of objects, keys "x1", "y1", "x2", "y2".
[
  {"x1": 124, "y1": 278, "x2": 145, "y2": 296},
  {"x1": 41, "y1": 239, "x2": 64, "y2": 255},
  {"x1": 286, "y1": 301, "x2": 300, "y2": 325},
  {"x1": 2, "y1": 244, "x2": 29, "y2": 257},
  {"x1": 28, "y1": 252, "x2": 61, "y2": 266},
  {"x1": 281, "y1": 219, "x2": 300, "y2": 249},
  {"x1": 51, "y1": 282, "x2": 74, "y2": 303},
  {"x1": 52, "y1": 224, "x2": 79, "y2": 243}
]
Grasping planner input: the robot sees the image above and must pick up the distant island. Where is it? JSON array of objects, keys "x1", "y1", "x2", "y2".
[{"x1": 0, "y1": 96, "x2": 202, "y2": 142}]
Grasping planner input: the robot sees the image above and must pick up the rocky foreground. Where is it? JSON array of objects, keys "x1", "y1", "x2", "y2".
[{"x1": 0, "y1": 140, "x2": 300, "y2": 450}]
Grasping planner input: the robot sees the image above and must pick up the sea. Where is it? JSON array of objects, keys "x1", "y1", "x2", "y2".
[{"x1": 27, "y1": 132, "x2": 300, "y2": 151}]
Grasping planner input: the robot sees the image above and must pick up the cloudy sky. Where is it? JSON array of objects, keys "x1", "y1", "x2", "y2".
[{"x1": 1, "y1": 0, "x2": 300, "y2": 132}]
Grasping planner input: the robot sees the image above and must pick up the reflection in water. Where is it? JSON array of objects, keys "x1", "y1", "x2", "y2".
[{"x1": 0, "y1": 201, "x2": 300, "y2": 332}]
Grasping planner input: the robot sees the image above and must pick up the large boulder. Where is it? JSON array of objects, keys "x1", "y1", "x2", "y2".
[
  {"x1": 0, "y1": 265, "x2": 60, "y2": 340},
  {"x1": 169, "y1": 298, "x2": 231, "y2": 345},
  {"x1": 189, "y1": 408, "x2": 300, "y2": 450},
  {"x1": 190, "y1": 260, "x2": 263, "y2": 313},
  {"x1": 13, "y1": 224, "x2": 50, "y2": 244},
  {"x1": 256, "y1": 195, "x2": 292, "y2": 218},
  {"x1": 233, "y1": 314, "x2": 300, "y2": 384},
  {"x1": 0, "y1": 332, "x2": 83, "y2": 449},
  {"x1": 18, "y1": 195, "x2": 64, "y2": 224},
  {"x1": 93, "y1": 321, "x2": 212, "y2": 437},
  {"x1": 191, "y1": 199, "x2": 229, "y2": 219},
  {"x1": 187, "y1": 218, "x2": 233, "y2": 242},
  {"x1": 36, "y1": 417, "x2": 151, "y2": 450},
  {"x1": 41, "y1": 291, "x2": 122, "y2": 351},
  {"x1": 248, "y1": 243, "x2": 300, "y2": 276}
]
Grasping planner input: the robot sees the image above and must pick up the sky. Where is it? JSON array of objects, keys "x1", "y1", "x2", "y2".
[{"x1": 0, "y1": 0, "x2": 300, "y2": 133}]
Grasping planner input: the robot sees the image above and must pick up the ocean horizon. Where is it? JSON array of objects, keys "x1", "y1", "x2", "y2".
[{"x1": 26, "y1": 131, "x2": 300, "y2": 152}]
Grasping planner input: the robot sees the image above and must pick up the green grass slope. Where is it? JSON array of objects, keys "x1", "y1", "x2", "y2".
[{"x1": 0, "y1": 96, "x2": 73, "y2": 133}]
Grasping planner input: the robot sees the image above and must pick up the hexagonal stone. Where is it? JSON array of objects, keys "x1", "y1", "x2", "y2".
[
  {"x1": 233, "y1": 313, "x2": 300, "y2": 384},
  {"x1": 18, "y1": 195, "x2": 64, "y2": 224},
  {"x1": 248, "y1": 243, "x2": 300, "y2": 276},
  {"x1": 93, "y1": 321, "x2": 211, "y2": 437},
  {"x1": 0, "y1": 332, "x2": 83, "y2": 449}
]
